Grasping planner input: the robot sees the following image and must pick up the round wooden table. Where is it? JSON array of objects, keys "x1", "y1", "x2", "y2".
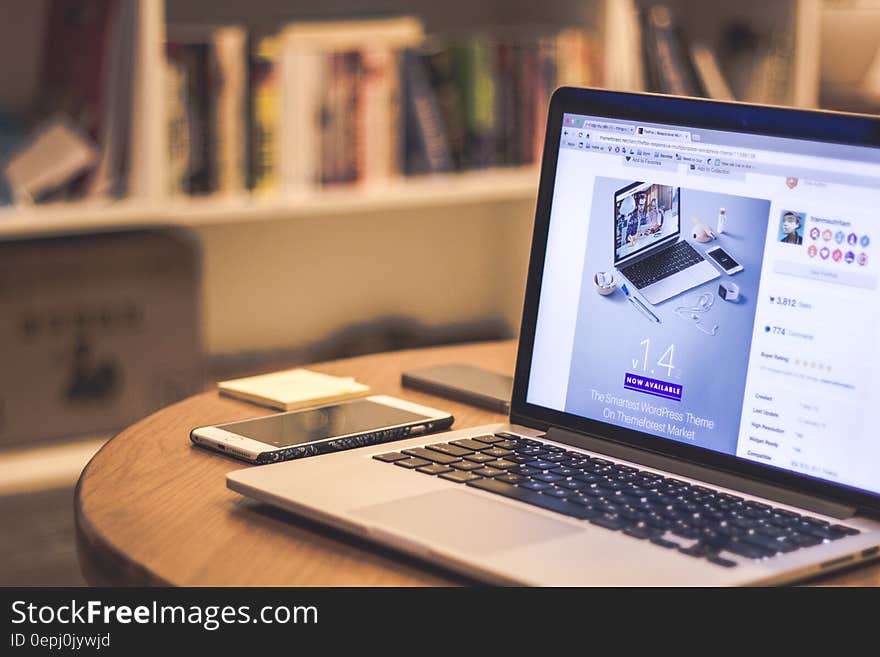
[{"x1": 75, "y1": 340, "x2": 879, "y2": 586}]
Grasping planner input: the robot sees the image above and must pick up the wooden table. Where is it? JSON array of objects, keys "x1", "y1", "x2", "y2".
[{"x1": 75, "y1": 340, "x2": 879, "y2": 586}]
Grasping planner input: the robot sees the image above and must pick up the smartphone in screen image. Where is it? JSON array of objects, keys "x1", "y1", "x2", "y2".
[{"x1": 705, "y1": 245, "x2": 744, "y2": 274}]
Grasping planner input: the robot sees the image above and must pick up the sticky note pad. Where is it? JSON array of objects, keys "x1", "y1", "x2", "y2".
[{"x1": 218, "y1": 368, "x2": 370, "y2": 411}]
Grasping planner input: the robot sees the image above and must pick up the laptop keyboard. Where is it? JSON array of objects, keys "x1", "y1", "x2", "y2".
[
  {"x1": 620, "y1": 240, "x2": 705, "y2": 289},
  {"x1": 374, "y1": 432, "x2": 861, "y2": 568}
]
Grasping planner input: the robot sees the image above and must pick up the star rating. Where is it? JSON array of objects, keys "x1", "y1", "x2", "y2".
[{"x1": 793, "y1": 358, "x2": 831, "y2": 371}]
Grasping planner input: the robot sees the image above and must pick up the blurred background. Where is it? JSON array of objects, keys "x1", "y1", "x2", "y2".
[{"x1": 0, "y1": 0, "x2": 877, "y2": 585}]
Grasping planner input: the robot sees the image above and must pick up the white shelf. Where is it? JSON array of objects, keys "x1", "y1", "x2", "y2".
[{"x1": 0, "y1": 167, "x2": 539, "y2": 239}]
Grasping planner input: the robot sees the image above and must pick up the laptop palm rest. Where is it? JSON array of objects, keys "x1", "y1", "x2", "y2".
[{"x1": 352, "y1": 489, "x2": 580, "y2": 556}]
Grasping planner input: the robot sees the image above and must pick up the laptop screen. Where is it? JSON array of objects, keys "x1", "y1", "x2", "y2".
[
  {"x1": 614, "y1": 181, "x2": 680, "y2": 264},
  {"x1": 527, "y1": 109, "x2": 880, "y2": 498}
]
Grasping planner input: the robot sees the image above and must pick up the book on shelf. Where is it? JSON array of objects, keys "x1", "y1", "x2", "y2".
[
  {"x1": 214, "y1": 27, "x2": 248, "y2": 195},
  {"x1": 88, "y1": 0, "x2": 138, "y2": 199},
  {"x1": 417, "y1": 39, "x2": 466, "y2": 171},
  {"x1": 359, "y1": 46, "x2": 404, "y2": 183},
  {"x1": 247, "y1": 33, "x2": 281, "y2": 195},
  {"x1": 402, "y1": 48, "x2": 453, "y2": 175},
  {"x1": 493, "y1": 40, "x2": 517, "y2": 167},
  {"x1": 456, "y1": 39, "x2": 496, "y2": 170}
]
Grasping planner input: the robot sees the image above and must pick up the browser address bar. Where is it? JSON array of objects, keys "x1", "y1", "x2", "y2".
[{"x1": 594, "y1": 133, "x2": 753, "y2": 159}]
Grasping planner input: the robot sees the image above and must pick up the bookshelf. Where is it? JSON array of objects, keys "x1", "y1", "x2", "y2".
[
  {"x1": 0, "y1": 0, "x2": 874, "y2": 359},
  {"x1": 0, "y1": 0, "x2": 832, "y2": 234}
]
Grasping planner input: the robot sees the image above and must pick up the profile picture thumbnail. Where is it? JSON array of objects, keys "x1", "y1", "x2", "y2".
[{"x1": 779, "y1": 210, "x2": 806, "y2": 245}]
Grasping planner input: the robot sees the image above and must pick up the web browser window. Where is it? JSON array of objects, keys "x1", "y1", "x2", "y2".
[{"x1": 528, "y1": 112, "x2": 880, "y2": 495}]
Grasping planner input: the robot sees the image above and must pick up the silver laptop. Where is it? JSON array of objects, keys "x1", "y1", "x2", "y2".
[
  {"x1": 228, "y1": 88, "x2": 880, "y2": 586},
  {"x1": 613, "y1": 180, "x2": 719, "y2": 304}
]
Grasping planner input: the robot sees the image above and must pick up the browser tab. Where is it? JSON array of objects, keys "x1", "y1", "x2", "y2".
[
  {"x1": 583, "y1": 119, "x2": 636, "y2": 135},
  {"x1": 636, "y1": 126, "x2": 691, "y2": 142}
]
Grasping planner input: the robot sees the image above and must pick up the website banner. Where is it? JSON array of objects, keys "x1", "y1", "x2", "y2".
[{"x1": 563, "y1": 175, "x2": 772, "y2": 454}]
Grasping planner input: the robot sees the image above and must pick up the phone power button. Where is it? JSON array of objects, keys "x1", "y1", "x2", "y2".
[{"x1": 409, "y1": 425, "x2": 426, "y2": 436}]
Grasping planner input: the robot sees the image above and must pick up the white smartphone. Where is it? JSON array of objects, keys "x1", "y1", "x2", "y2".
[
  {"x1": 190, "y1": 395, "x2": 454, "y2": 464},
  {"x1": 705, "y1": 245, "x2": 744, "y2": 274}
]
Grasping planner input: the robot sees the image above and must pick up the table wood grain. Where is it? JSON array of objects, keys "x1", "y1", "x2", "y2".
[{"x1": 75, "y1": 340, "x2": 879, "y2": 586}]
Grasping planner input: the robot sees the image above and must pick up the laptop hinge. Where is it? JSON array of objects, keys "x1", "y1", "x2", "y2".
[{"x1": 546, "y1": 427, "x2": 857, "y2": 519}]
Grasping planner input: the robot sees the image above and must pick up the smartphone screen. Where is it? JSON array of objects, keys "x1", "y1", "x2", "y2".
[
  {"x1": 219, "y1": 399, "x2": 431, "y2": 447},
  {"x1": 707, "y1": 247, "x2": 739, "y2": 270}
]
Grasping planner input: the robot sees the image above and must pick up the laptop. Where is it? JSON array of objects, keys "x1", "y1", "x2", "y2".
[
  {"x1": 613, "y1": 180, "x2": 719, "y2": 304},
  {"x1": 228, "y1": 88, "x2": 880, "y2": 586}
]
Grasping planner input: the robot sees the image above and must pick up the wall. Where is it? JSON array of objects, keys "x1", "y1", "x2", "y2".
[{"x1": 194, "y1": 197, "x2": 536, "y2": 355}]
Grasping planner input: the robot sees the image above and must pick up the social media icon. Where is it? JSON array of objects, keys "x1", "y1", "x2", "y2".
[
  {"x1": 858, "y1": 252, "x2": 868, "y2": 266},
  {"x1": 835, "y1": 231, "x2": 845, "y2": 244},
  {"x1": 848, "y1": 232, "x2": 858, "y2": 245},
  {"x1": 832, "y1": 249, "x2": 842, "y2": 262},
  {"x1": 822, "y1": 229, "x2": 832, "y2": 242},
  {"x1": 820, "y1": 247, "x2": 830, "y2": 260},
  {"x1": 807, "y1": 245, "x2": 817, "y2": 258},
  {"x1": 845, "y1": 251, "x2": 855, "y2": 264},
  {"x1": 809, "y1": 227, "x2": 820, "y2": 240},
  {"x1": 861, "y1": 235, "x2": 870, "y2": 247}
]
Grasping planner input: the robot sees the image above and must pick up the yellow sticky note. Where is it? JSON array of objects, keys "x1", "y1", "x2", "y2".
[{"x1": 218, "y1": 368, "x2": 370, "y2": 410}]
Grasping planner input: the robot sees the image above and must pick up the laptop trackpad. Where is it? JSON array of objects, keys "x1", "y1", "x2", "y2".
[{"x1": 351, "y1": 489, "x2": 580, "y2": 555}]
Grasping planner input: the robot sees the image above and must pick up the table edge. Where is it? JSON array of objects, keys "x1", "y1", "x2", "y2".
[{"x1": 75, "y1": 434, "x2": 172, "y2": 587}]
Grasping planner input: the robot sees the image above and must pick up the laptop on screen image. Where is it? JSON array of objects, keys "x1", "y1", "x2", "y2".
[
  {"x1": 228, "y1": 89, "x2": 880, "y2": 586},
  {"x1": 612, "y1": 180, "x2": 719, "y2": 304}
]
